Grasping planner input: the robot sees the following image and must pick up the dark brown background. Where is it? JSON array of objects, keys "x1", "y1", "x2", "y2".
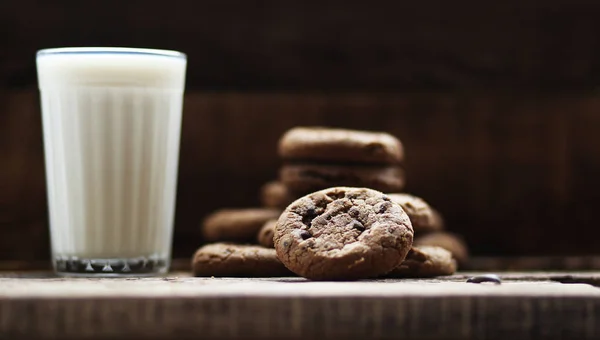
[{"x1": 1, "y1": 0, "x2": 600, "y2": 263}]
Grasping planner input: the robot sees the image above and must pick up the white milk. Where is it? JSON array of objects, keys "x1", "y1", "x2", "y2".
[{"x1": 36, "y1": 48, "x2": 186, "y2": 275}]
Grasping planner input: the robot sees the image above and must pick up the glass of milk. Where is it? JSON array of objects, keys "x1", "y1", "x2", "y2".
[{"x1": 36, "y1": 47, "x2": 187, "y2": 276}]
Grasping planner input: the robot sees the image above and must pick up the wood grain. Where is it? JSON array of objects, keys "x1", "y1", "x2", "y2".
[
  {"x1": 8, "y1": 256, "x2": 600, "y2": 273},
  {"x1": 2, "y1": 90, "x2": 600, "y2": 261},
  {"x1": 2, "y1": 0, "x2": 600, "y2": 91},
  {"x1": 1, "y1": 273, "x2": 600, "y2": 339}
]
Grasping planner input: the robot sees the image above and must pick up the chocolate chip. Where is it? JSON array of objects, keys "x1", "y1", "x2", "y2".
[
  {"x1": 467, "y1": 274, "x2": 501, "y2": 284},
  {"x1": 326, "y1": 191, "x2": 346, "y2": 200},
  {"x1": 299, "y1": 230, "x2": 312, "y2": 240},
  {"x1": 365, "y1": 142, "x2": 384, "y2": 155},
  {"x1": 349, "y1": 207, "x2": 360, "y2": 218},
  {"x1": 378, "y1": 202, "x2": 391, "y2": 214},
  {"x1": 301, "y1": 216, "x2": 312, "y2": 226},
  {"x1": 352, "y1": 221, "x2": 365, "y2": 232},
  {"x1": 302, "y1": 207, "x2": 318, "y2": 226}
]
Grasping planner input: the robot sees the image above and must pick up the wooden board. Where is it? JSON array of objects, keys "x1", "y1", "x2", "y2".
[
  {"x1": 1, "y1": 272, "x2": 600, "y2": 340},
  {"x1": 7, "y1": 256, "x2": 600, "y2": 273}
]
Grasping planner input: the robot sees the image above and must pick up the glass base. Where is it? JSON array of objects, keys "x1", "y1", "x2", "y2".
[{"x1": 53, "y1": 255, "x2": 169, "y2": 277}]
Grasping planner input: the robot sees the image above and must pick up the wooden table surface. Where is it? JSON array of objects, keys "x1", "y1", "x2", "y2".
[{"x1": 1, "y1": 271, "x2": 600, "y2": 340}]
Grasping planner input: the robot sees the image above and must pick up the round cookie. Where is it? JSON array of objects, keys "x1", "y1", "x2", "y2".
[
  {"x1": 192, "y1": 243, "x2": 292, "y2": 277},
  {"x1": 414, "y1": 232, "x2": 469, "y2": 266},
  {"x1": 431, "y1": 209, "x2": 445, "y2": 230},
  {"x1": 280, "y1": 164, "x2": 405, "y2": 194},
  {"x1": 387, "y1": 193, "x2": 443, "y2": 234},
  {"x1": 201, "y1": 208, "x2": 281, "y2": 243},
  {"x1": 259, "y1": 181, "x2": 297, "y2": 209},
  {"x1": 278, "y1": 127, "x2": 404, "y2": 164},
  {"x1": 386, "y1": 246, "x2": 457, "y2": 278},
  {"x1": 257, "y1": 219, "x2": 277, "y2": 248},
  {"x1": 274, "y1": 187, "x2": 414, "y2": 281}
]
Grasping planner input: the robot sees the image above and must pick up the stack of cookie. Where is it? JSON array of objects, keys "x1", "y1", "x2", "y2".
[
  {"x1": 259, "y1": 127, "x2": 469, "y2": 267},
  {"x1": 278, "y1": 127, "x2": 406, "y2": 197},
  {"x1": 255, "y1": 127, "x2": 407, "y2": 252},
  {"x1": 192, "y1": 126, "x2": 469, "y2": 280},
  {"x1": 259, "y1": 127, "x2": 406, "y2": 210}
]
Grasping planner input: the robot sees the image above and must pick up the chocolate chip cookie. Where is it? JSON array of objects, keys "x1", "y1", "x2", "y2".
[
  {"x1": 415, "y1": 232, "x2": 469, "y2": 265},
  {"x1": 274, "y1": 187, "x2": 414, "y2": 280},
  {"x1": 386, "y1": 246, "x2": 457, "y2": 278},
  {"x1": 387, "y1": 193, "x2": 443, "y2": 233},
  {"x1": 259, "y1": 181, "x2": 296, "y2": 209},
  {"x1": 192, "y1": 243, "x2": 292, "y2": 277},
  {"x1": 280, "y1": 164, "x2": 405, "y2": 194},
  {"x1": 202, "y1": 208, "x2": 281, "y2": 243},
  {"x1": 431, "y1": 209, "x2": 445, "y2": 230},
  {"x1": 257, "y1": 219, "x2": 277, "y2": 248},
  {"x1": 278, "y1": 127, "x2": 404, "y2": 164}
]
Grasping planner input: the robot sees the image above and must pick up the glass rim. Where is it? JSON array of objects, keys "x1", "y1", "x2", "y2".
[{"x1": 36, "y1": 47, "x2": 186, "y2": 60}]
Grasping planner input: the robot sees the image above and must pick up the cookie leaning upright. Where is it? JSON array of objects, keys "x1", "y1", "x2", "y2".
[
  {"x1": 385, "y1": 246, "x2": 457, "y2": 278},
  {"x1": 414, "y1": 231, "x2": 469, "y2": 265},
  {"x1": 274, "y1": 187, "x2": 414, "y2": 280},
  {"x1": 257, "y1": 219, "x2": 277, "y2": 248},
  {"x1": 387, "y1": 193, "x2": 444, "y2": 234}
]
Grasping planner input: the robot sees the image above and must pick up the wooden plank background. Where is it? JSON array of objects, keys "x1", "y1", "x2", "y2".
[
  {"x1": 1, "y1": 0, "x2": 600, "y2": 262},
  {"x1": 2, "y1": 0, "x2": 600, "y2": 91}
]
